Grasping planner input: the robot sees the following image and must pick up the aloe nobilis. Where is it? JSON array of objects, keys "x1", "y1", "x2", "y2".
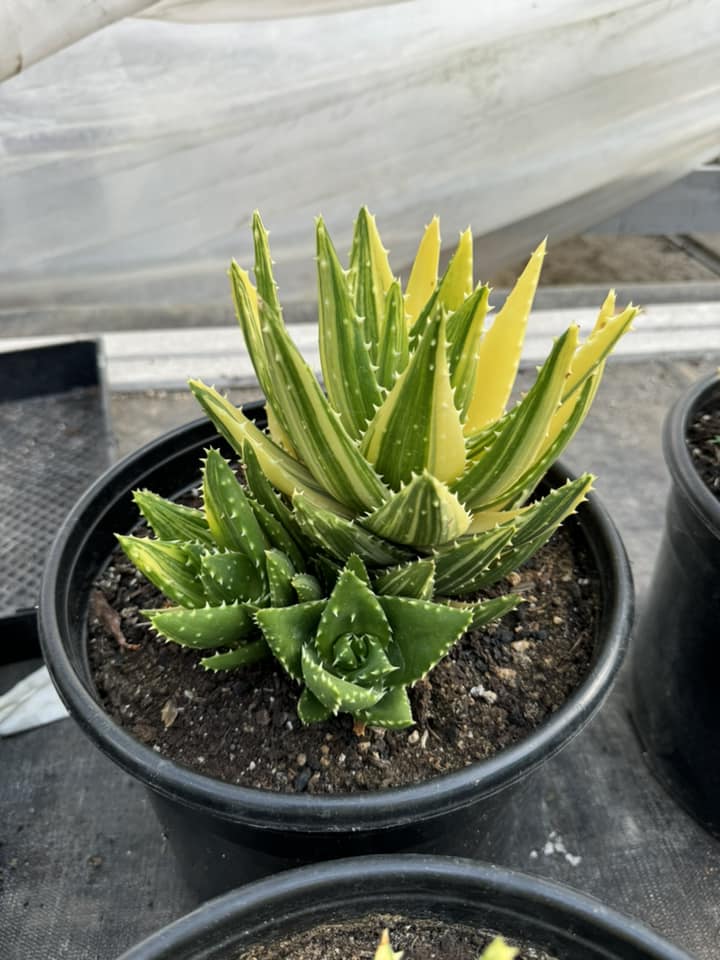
[{"x1": 120, "y1": 209, "x2": 636, "y2": 729}]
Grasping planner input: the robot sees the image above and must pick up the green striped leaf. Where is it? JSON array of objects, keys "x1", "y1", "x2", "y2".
[
  {"x1": 488, "y1": 376, "x2": 597, "y2": 511},
  {"x1": 452, "y1": 326, "x2": 579, "y2": 510},
  {"x1": 376, "y1": 280, "x2": 409, "y2": 391},
  {"x1": 361, "y1": 309, "x2": 466, "y2": 489},
  {"x1": 200, "y1": 640, "x2": 269, "y2": 671},
  {"x1": 433, "y1": 524, "x2": 517, "y2": 597},
  {"x1": 145, "y1": 602, "x2": 256, "y2": 648},
  {"x1": 316, "y1": 217, "x2": 382, "y2": 437},
  {"x1": 250, "y1": 499, "x2": 305, "y2": 572},
  {"x1": 242, "y1": 442, "x2": 308, "y2": 542},
  {"x1": 116, "y1": 536, "x2": 206, "y2": 608},
  {"x1": 446, "y1": 593, "x2": 521, "y2": 629},
  {"x1": 470, "y1": 476, "x2": 593, "y2": 589},
  {"x1": 189, "y1": 380, "x2": 326, "y2": 502},
  {"x1": 132, "y1": 490, "x2": 212, "y2": 545},
  {"x1": 447, "y1": 285, "x2": 490, "y2": 420},
  {"x1": 256, "y1": 293, "x2": 389, "y2": 513},
  {"x1": 291, "y1": 573, "x2": 324, "y2": 602},
  {"x1": 251, "y1": 211, "x2": 283, "y2": 315},
  {"x1": 200, "y1": 550, "x2": 265, "y2": 604},
  {"x1": 409, "y1": 228, "x2": 473, "y2": 345},
  {"x1": 292, "y1": 492, "x2": 411, "y2": 566},
  {"x1": 202, "y1": 450, "x2": 268, "y2": 579},
  {"x1": 314, "y1": 567, "x2": 390, "y2": 664},
  {"x1": 348, "y1": 206, "x2": 394, "y2": 355},
  {"x1": 361, "y1": 471, "x2": 471, "y2": 546},
  {"x1": 379, "y1": 595, "x2": 471, "y2": 684},
  {"x1": 255, "y1": 600, "x2": 325, "y2": 680},
  {"x1": 374, "y1": 559, "x2": 435, "y2": 600}
]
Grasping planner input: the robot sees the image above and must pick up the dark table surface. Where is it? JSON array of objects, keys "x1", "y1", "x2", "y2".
[{"x1": 2, "y1": 356, "x2": 719, "y2": 960}]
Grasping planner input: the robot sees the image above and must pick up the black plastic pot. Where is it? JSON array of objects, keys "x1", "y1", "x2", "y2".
[
  {"x1": 632, "y1": 374, "x2": 720, "y2": 837},
  {"x1": 40, "y1": 406, "x2": 634, "y2": 901},
  {"x1": 117, "y1": 855, "x2": 689, "y2": 960}
]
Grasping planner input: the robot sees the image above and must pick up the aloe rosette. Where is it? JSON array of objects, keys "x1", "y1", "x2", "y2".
[
  {"x1": 117, "y1": 447, "x2": 321, "y2": 670},
  {"x1": 190, "y1": 210, "x2": 637, "y2": 598},
  {"x1": 255, "y1": 554, "x2": 516, "y2": 728}
]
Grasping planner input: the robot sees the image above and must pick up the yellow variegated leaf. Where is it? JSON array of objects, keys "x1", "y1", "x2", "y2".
[
  {"x1": 189, "y1": 380, "x2": 326, "y2": 502},
  {"x1": 405, "y1": 217, "x2": 440, "y2": 327},
  {"x1": 348, "y1": 207, "x2": 394, "y2": 350},
  {"x1": 361, "y1": 309, "x2": 466, "y2": 488},
  {"x1": 437, "y1": 227, "x2": 473, "y2": 312},
  {"x1": 480, "y1": 937, "x2": 519, "y2": 960},
  {"x1": 464, "y1": 238, "x2": 546, "y2": 433},
  {"x1": 265, "y1": 402, "x2": 298, "y2": 458},
  {"x1": 467, "y1": 507, "x2": 523, "y2": 534}
]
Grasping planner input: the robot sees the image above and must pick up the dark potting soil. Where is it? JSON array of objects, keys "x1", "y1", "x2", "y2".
[
  {"x1": 688, "y1": 397, "x2": 720, "y2": 499},
  {"x1": 87, "y1": 513, "x2": 599, "y2": 794},
  {"x1": 234, "y1": 916, "x2": 554, "y2": 960}
]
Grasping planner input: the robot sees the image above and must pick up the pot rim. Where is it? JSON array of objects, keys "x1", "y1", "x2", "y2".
[
  {"x1": 664, "y1": 373, "x2": 720, "y2": 539},
  {"x1": 40, "y1": 410, "x2": 633, "y2": 833},
  {"x1": 117, "y1": 854, "x2": 689, "y2": 960}
]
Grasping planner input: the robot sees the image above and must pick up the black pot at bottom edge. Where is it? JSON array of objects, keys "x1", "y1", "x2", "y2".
[
  {"x1": 631, "y1": 375, "x2": 720, "y2": 839},
  {"x1": 117, "y1": 855, "x2": 691, "y2": 960}
]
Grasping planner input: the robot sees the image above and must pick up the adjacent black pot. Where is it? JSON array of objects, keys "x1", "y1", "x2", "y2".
[
  {"x1": 117, "y1": 855, "x2": 689, "y2": 960},
  {"x1": 632, "y1": 374, "x2": 720, "y2": 837},
  {"x1": 40, "y1": 405, "x2": 633, "y2": 901}
]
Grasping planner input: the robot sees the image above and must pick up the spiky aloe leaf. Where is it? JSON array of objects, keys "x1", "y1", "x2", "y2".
[
  {"x1": 242, "y1": 442, "x2": 307, "y2": 544},
  {"x1": 433, "y1": 524, "x2": 517, "y2": 597},
  {"x1": 189, "y1": 381, "x2": 329, "y2": 503},
  {"x1": 361, "y1": 471, "x2": 471, "y2": 546},
  {"x1": 145, "y1": 602, "x2": 256, "y2": 648},
  {"x1": 469, "y1": 475, "x2": 593, "y2": 588},
  {"x1": 132, "y1": 490, "x2": 213, "y2": 545},
  {"x1": 202, "y1": 450, "x2": 268, "y2": 580},
  {"x1": 255, "y1": 600, "x2": 325, "y2": 680},
  {"x1": 347, "y1": 206, "x2": 394, "y2": 357},
  {"x1": 362, "y1": 309, "x2": 466, "y2": 488},
  {"x1": 199, "y1": 550, "x2": 265, "y2": 604},
  {"x1": 379, "y1": 594, "x2": 471, "y2": 685},
  {"x1": 292, "y1": 492, "x2": 412, "y2": 566},
  {"x1": 404, "y1": 217, "x2": 440, "y2": 328},
  {"x1": 297, "y1": 687, "x2": 331, "y2": 724},
  {"x1": 200, "y1": 640, "x2": 269, "y2": 671},
  {"x1": 486, "y1": 375, "x2": 597, "y2": 511},
  {"x1": 317, "y1": 217, "x2": 382, "y2": 437},
  {"x1": 452, "y1": 326, "x2": 579, "y2": 511},
  {"x1": 447, "y1": 593, "x2": 521, "y2": 629},
  {"x1": 291, "y1": 573, "x2": 324, "y2": 602},
  {"x1": 464, "y1": 238, "x2": 546, "y2": 433},
  {"x1": 301, "y1": 643, "x2": 384, "y2": 714},
  {"x1": 251, "y1": 210, "x2": 283, "y2": 315},
  {"x1": 117, "y1": 536, "x2": 206, "y2": 608},
  {"x1": 408, "y1": 228, "x2": 473, "y2": 346},
  {"x1": 447, "y1": 285, "x2": 490, "y2": 419},
  {"x1": 356, "y1": 684, "x2": 413, "y2": 728},
  {"x1": 376, "y1": 280, "x2": 409, "y2": 390},
  {"x1": 250, "y1": 499, "x2": 305, "y2": 572},
  {"x1": 374, "y1": 558, "x2": 435, "y2": 600},
  {"x1": 265, "y1": 548, "x2": 296, "y2": 606}
]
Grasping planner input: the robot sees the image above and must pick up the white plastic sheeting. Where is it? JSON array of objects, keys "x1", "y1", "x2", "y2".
[{"x1": 1, "y1": 0, "x2": 719, "y2": 311}]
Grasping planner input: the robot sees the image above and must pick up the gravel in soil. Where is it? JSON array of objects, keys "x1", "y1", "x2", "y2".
[
  {"x1": 688, "y1": 398, "x2": 720, "y2": 499},
  {"x1": 87, "y1": 514, "x2": 599, "y2": 794},
  {"x1": 234, "y1": 916, "x2": 554, "y2": 960}
]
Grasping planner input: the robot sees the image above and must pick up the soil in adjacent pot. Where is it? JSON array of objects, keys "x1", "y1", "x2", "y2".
[
  {"x1": 687, "y1": 397, "x2": 720, "y2": 499},
  {"x1": 87, "y1": 508, "x2": 599, "y2": 793},
  {"x1": 234, "y1": 915, "x2": 555, "y2": 960}
]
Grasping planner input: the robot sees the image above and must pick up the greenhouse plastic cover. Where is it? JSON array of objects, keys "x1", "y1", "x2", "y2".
[{"x1": 1, "y1": 0, "x2": 720, "y2": 311}]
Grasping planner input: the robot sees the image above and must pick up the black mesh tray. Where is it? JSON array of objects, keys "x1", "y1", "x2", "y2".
[{"x1": 0, "y1": 340, "x2": 113, "y2": 663}]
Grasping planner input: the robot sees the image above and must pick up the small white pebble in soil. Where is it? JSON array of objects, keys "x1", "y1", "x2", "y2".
[
  {"x1": 296, "y1": 753, "x2": 307, "y2": 767},
  {"x1": 248, "y1": 760, "x2": 256, "y2": 771},
  {"x1": 408, "y1": 730, "x2": 420, "y2": 744},
  {"x1": 529, "y1": 849, "x2": 539, "y2": 859}
]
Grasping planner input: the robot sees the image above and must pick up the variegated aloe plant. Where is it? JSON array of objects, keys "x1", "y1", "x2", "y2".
[{"x1": 191, "y1": 210, "x2": 636, "y2": 600}]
